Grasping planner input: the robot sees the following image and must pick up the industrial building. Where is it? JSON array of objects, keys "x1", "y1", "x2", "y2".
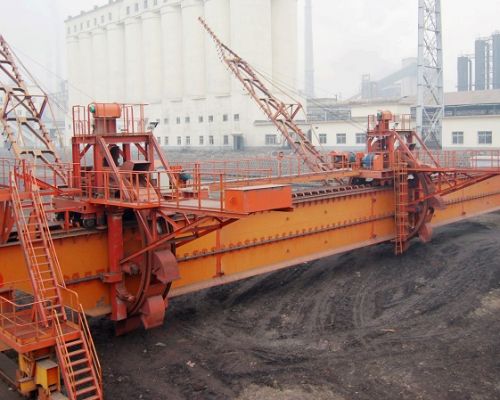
[
  {"x1": 253, "y1": 90, "x2": 500, "y2": 151},
  {"x1": 65, "y1": 0, "x2": 298, "y2": 148}
]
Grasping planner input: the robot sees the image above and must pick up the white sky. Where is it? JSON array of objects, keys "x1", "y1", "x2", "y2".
[{"x1": 1, "y1": 0, "x2": 499, "y2": 98}]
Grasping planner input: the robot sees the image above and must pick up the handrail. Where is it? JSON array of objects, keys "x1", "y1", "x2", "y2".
[{"x1": 79, "y1": 303, "x2": 102, "y2": 384}]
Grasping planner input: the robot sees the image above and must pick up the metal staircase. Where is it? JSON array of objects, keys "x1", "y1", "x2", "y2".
[
  {"x1": 10, "y1": 174, "x2": 66, "y2": 326},
  {"x1": 10, "y1": 170, "x2": 102, "y2": 399},
  {"x1": 394, "y1": 153, "x2": 409, "y2": 255}
]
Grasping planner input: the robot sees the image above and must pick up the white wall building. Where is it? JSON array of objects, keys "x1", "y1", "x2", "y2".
[{"x1": 65, "y1": 0, "x2": 298, "y2": 148}]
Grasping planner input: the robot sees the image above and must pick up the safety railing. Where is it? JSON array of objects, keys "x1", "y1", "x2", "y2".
[
  {"x1": 413, "y1": 149, "x2": 500, "y2": 171},
  {"x1": 72, "y1": 103, "x2": 147, "y2": 136},
  {"x1": 79, "y1": 166, "x2": 276, "y2": 210}
]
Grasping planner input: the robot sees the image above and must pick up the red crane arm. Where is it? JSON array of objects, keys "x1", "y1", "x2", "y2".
[{"x1": 199, "y1": 18, "x2": 330, "y2": 173}]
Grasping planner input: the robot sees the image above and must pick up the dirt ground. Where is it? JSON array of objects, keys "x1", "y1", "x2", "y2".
[{"x1": 93, "y1": 212, "x2": 500, "y2": 400}]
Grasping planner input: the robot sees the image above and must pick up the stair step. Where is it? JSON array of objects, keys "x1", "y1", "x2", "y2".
[
  {"x1": 69, "y1": 358, "x2": 90, "y2": 367},
  {"x1": 75, "y1": 385, "x2": 97, "y2": 396},
  {"x1": 73, "y1": 367, "x2": 91, "y2": 376},
  {"x1": 67, "y1": 349, "x2": 86, "y2": 357},
  {"x1": 82, "y1": 396, "x2": 101, "y2": 400},
  {"x1": 75, "y1": 376, "x2": 95, "y2": 387},
  {"x1": 65, "y1": 339, "x2": 83, "y2": 348}
]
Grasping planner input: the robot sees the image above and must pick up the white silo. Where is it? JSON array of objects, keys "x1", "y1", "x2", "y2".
[
  {"x1": 271, "y1": 0, "x2": 298, "y2": 93},
  {"x1": 161, "y1": 3, "x2": 183, "y2": 100},
  {"x1": 142, "y1": 11, "x2": 163, "y2": 103},
  {"x1": 66, "y1": 34, "x2": 81, "y2": 107},
  {"x1": 229, "y1": 0, "x2": 273, "y2": 89},
  {"x1": 106, "y1": 23, "x2": 125, "y2": 102},
  {"x1": 124, "y1": 17, "x2": 144, "y2": 103},
  {"x1": 78, "y1": 31, "x2": 94, "y2": 104},
  {"x1": 181, "y1": 0, "x2": 206, "y2": 98},
  {"x1": 204, "y1": 0, "x2": 230, "y2": 96},
  {"x1": 91, "y1": 27, "x2": 108, "y2": 101}
]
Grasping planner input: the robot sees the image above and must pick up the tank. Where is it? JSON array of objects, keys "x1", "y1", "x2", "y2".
[
  {"x1": 492, "y1": 33, "x2": 500, "y2": 90},
  {"x1": 66, "y1": 34, "x2": 81, "y2": 107},
  {"x1": 78, "y1": 32, "x2": 93, "y2": 103},
  {"x1": 475, "y1": 39, "x2": 487, "y2": 91},
  {"x1": 457, "y1": 56, "x2": 471, "y2": 92}
]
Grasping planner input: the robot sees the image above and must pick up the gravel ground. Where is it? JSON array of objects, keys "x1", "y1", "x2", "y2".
[{"x1": 93, "y1": 212, "x2": 500, "y2": 400}]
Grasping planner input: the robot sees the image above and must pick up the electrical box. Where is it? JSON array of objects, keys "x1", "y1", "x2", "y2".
[
  {"x1": 224, "y1": 185, "x2": 292, "y2": 213},
  {"x1": 35, "y1": 358, "x2": 59, "y2": 390}
]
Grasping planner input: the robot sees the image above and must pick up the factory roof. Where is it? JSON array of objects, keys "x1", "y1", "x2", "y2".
[{"x1": 444, "y1": 90, "x2": 500, "y2": 106}]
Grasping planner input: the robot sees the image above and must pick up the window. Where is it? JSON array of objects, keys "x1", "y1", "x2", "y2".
[
  {"x1": 164, "y1": 136, "x2": 169, "y2": 146},
  {"x1": 67, "y1": 27, "x2": 70, "y2": 34},
  {"x1": 154, "y1": 0, "x2": 158, "y2": 5},
  {"x1": 452, "y1": 131, "x2": 464, "y2": 145},
  {"x1": 199, "y1": 136, "x2": 204, "y2": 145},
  {"x1": 223, "y1": 135, "x2": 229, "y2": 145},
  {"x1": 126, "y1": 6, "x2": 130, "y2": 14},
  {"x1": 86, "y1": 20, "x2": 90, "y2": 28},
  {"x1": 185, "y1": 116, "x2": 190, "y2": 124},
  {"x1": 478, "y1": 131, "x2": 492, "y2": 145},
  {"x1": 355, "y1": 133, "x2": 366, "y2": 144},
  {"x1": 176, "y1": 117, "x2": 181, "y2": 125},
  {"x1": 73, "y1": 25, "x2": 77, "y2": 33},
  {"x1": 186, "y1": 136, "x2": 191, "y2": 145},
  {"x1": 80, "y1": 22, "x2": 83, "y2": 30},
  {"x1": 144, "y1": 0, "x2": 148, "y2": 8},
  {"x1": 265, "y1": 134, "x2": 277, "y2": 145},
  {"x1": 94, "y1": 18, "x2": 97, "y2": 26},
  {"x1": 198, "y1": 116, "x2": 203, "y2": 123},
  {"x1": 234, "y1": 114, "x2": 240, "y2": 122},
  {"x1": 108, "y1": 12, "x2": 112, "y2": 21},
  {"x1": 134, "y1": 3, "x2": 139, "y2": 12},
  {"x1": 208, "y1": 115, "x2": 214, "y2": 123},
  {"x1": 163, "y1": 118, "x2": 169, "y2": 125},
  {"x1": 101, "y1": 15, "x2": 104, "y2": 23},
  {"x1": 209, "y1": 135, "x2": 214, "y2": 145},
  {"x1": 336, "y1": 133, "x2": 347, "y2": 145},
  {"x1": 222, "y1": 114, "x2": 228, "y2": 122},
  {"x1": 157, "y1": 136, "x2": 161, "y2": 143},
  {"x1": 177, "y1": 136, "x2": 181, "y2": 145},
  {"x1": 319, "y1": 134, "x2": 327, "y2": 144}
]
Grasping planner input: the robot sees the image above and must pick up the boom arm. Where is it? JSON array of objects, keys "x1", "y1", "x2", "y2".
[
  {"x1": 0, "y1": 35, "x2": 65, "y2": 180},
  {"x1": 200, "y1": 18, "x2": 330, "y2": 173}
]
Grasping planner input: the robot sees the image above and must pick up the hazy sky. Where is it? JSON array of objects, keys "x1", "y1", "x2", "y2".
[{"x1": 1, "y1": 0, "x2": 499, "y2": 98}]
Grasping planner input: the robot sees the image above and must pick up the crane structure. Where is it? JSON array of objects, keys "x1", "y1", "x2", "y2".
[
  {"x1": 1, "y1": 19, "x2": 500, "y2": 400},
  {"x1": 416, "y1": 0, "x2": 444, "y2": 148}
]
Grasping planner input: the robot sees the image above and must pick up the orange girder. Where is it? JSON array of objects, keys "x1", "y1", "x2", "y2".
[{"x1": 1, "y1": 176, "x2": 500, "y2": 317}]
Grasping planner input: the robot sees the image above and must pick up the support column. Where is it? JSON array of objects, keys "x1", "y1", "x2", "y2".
[{"x1": 106, "y1": 211, "x2": 127, "y2": 321}]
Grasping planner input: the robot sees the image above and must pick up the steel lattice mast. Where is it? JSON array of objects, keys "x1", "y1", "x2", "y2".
[
  {"x1": 416, "y1": 0, "x2": 444, "y2": 149},
  {"x1": 0, "y1": 35, "x2": 64, "y2": 174}
]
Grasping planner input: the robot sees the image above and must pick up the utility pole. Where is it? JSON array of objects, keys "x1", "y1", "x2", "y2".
[{"x1": 416, "y1": 0, "x2": 444, "y2": 148}]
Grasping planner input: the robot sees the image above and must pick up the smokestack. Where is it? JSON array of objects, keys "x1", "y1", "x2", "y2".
[{"x1": 304, "y1": 0, "x2": 315, "y2": 98}]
